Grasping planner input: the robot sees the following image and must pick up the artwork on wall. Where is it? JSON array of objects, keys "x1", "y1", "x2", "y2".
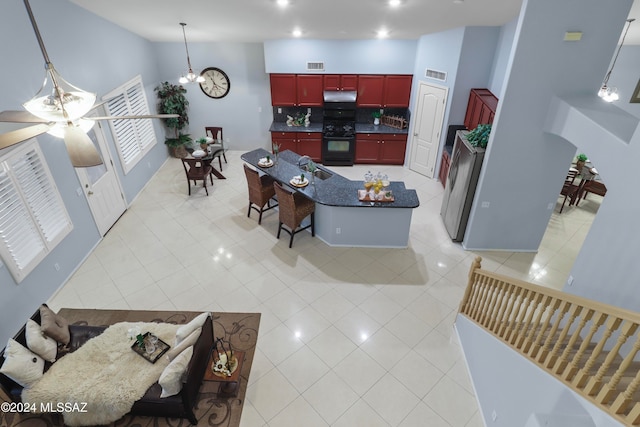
[{"x1": 630, "y1": 79, "x2": 640, "y2": 103}]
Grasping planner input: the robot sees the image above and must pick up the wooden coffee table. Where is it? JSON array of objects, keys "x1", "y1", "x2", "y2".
[{"x1": 203, "y1": 349, "x2": 245, "y2": 397}]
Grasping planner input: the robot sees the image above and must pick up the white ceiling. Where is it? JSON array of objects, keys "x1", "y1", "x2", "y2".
[{"x1": 68, "y1": 0, "x2": 640, "y2": 44}]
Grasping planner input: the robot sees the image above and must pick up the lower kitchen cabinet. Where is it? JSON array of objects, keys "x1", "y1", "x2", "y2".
[
  {"x1": 271, "y1": 132, "x2": 321, "y2": 162},
  {"x1": 355, "y1": 133, "x2": 407, "y2": 165}
]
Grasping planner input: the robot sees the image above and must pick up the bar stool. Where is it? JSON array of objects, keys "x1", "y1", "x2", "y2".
[
  {"x1": 243, "y1": 164, "x2": 277, "y2": 224},
  {"x1": 273, "y1": 181, "x2": 315, "y2": 248}
]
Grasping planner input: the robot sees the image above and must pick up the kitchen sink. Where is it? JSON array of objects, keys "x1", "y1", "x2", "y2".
[{"x1": 300, "y1": 165, "x2": 333, "y2": 180}]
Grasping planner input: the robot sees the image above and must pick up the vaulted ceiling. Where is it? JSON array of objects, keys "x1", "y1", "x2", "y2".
[{"x1": 67, "y1": 0, "x2": 639, "y2": 44}]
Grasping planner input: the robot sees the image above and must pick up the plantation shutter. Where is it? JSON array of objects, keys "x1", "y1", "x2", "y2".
[
  {"x1": 104, "y1": 75, "x2": 157, "y2": 174},
  {"x1": 0, "y1": 142, "x2": 73, "y2": 282}
]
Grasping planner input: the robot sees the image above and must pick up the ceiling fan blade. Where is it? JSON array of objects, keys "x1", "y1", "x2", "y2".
[
  {"x1": 0, "y1": 110, "x2": 49, "y2": 123},
  {"x1": 0, "y1": 123, "x2": 52, "y2": 150},
  {"x1": 86, "y1": 114, "x2": 179, "y2": 120},
  {"x1": 63, "y1": 126, "x2": 103, "y2": 167}
]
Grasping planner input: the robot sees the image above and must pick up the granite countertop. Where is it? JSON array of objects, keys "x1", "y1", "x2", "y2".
[
  {"x1": 269, "y1": 122, "x2": 409, "y2": 135},
  {"x1": 241, "y1": 148, "x2": 419, "y2": 209}
]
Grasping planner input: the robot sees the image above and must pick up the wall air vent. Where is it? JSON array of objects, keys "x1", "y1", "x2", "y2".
[
  {"x1": 306, "y1": 61, "x2": 325, "y2": 71},
  {"x1": 425, "y1": 68, "x2": 447, "y2": 82}
]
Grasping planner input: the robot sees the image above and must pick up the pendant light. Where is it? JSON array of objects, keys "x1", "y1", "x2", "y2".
[
  {"x1": 598, "y1": 18, "x2": 635, "y2": 102},
  {"x1": 178, "y1": 23, "x2": 204, "y2": 84}
]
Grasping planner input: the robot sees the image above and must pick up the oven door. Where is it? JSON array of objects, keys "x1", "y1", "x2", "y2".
[{"x1": 322, "y1": 136, "x2": 355, "y2": 166}]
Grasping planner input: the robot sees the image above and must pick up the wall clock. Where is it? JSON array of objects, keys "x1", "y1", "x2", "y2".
[{"x1": 199, "y1": 67, "x2": 230, "y2": 99}]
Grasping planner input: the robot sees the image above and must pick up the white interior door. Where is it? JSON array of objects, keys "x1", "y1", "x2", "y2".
[
  {"x1": 409, "y1": 83, "x2": 448, "y2": 178},
  {"x1": 76, "y1": 120, "x2": 127, "y2": 236}
]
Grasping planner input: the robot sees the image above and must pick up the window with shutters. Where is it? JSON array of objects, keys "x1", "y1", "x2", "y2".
[
  {"x1": 0, "y1": 141, "x2": 73, "y2": 283},
  {"x1": 103, "y1": 75, "x2": 157, "y2": 174}
]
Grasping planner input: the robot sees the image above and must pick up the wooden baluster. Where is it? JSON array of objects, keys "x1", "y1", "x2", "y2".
[
  {"x1": 479, "y1": 277, "x2": 499, "y2": 328},
  {"x1": 516, "y1": 292, "x2": 543, "y2": 350},
  {"x1": 554, "y1": 307, "x2": 593, "y2": 375},
  {"x1": 468, "y1": 274, "x2": 486, "y2": 320},
  {"x1": 503, "y1": 287, "x2": 526, "y2": 342},
  {"x1": 593, "y1": 322, "x2": 639, "y2": 403},
  {"x1": 459, "y1": 257, "x2": 482, "y2": 314},
  {"x1": 536, "y1": 300, "x2": 571, "y2": 365},
  {"x1": 522, "y1": 295, "x2": 553, "y2": 354},
  {"x1": 563, "y1": 311, "x2": 606, "y2": 382},
  {"x1": 473, "y1": 276, "x2": 492, "y2": 323},
  {"x1": 626, "y1": 404, "x2": 640, "y2": 426},
  {"x1": 612, "y1": 365, "x2": 640, "y2": 415},
  {"x1": 529, "y1": 298, "x2": 561, "y2": 359},
  {"x1": 488, "y1": 280, "x2": 509, "y2": 332},
  {"x1": 573, "y1": 316, "x2": 621, "y2": 389},
  {"x1": 545, "y1": 302, "x2": 580, "y2": 368},
  {"x1": 498, "y1": 285, "x2": 522, "y2": 338},
  {"x1": 509, "y1": 289, "x2": 532, "y2": 346}
]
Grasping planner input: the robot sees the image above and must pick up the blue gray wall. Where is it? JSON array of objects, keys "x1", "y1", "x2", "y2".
[
  {"x1": 0, "y1": 0, "x2": 166, "y2": 345},
  {"x1": 152, "y1": 42, "x2": 273, "y2": 151}
]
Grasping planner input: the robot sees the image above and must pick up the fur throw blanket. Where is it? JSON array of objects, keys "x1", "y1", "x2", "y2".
[{"x1": 22, "y1": 321, "x2": 179, "y2": 426}]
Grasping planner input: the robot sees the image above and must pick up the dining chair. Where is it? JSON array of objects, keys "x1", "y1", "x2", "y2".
[
  {"x1": 181, "y1": 158, "x2": 214, "y2": 196},
  {"x1": 243, "y1": 164, "x2": 278, "y2": 224},
  {"x1": 577, "y1": 179, "x2": 607, "y2": 206},
  {"x1": 558, "y1": 169, "x2": 579, "y2": 213},
  {"x1": 273, "y1": 181, "x2": 315, "y2": 248},
  {"x1": 205, "y1": 127, "x2": 227, "y2": 170}
]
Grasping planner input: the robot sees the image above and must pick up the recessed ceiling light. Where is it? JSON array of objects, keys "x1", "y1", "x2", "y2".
[
  {"x1": 389, "y1": 0, "x2": 401, "y2": 7},
  {"x1": 292, "y1": 28, "x2": 302, "y2": 37},
  {"x1": 377, "y1": 29, "x2": 389, "y2": 38},
  {"x1": 277, "y1": 0, "x2": 289, "y2": 7}
]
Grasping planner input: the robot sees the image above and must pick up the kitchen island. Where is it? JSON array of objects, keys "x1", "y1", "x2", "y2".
[{"x1": 241, "y1": 148, "x2": 419, "y2": 248}]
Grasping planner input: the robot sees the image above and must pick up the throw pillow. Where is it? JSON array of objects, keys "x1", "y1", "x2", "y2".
[
  {"x1": 159, "y1": 346, "x2": 194, "y2": 398},
  {"x1": 166, "y1": 327, "x2": 201, "y2": 361},
  {"x1": 0, "y1": 339, "x2": 44, "y2": 387},
  {"x1": 39, "y1": 304, "x2": 70, "y2": 345},
  {"x1": 25, "y1": 319, "x2": 57, "y2": 362},
  {"x1": 175, "y1": 312, "x2": 209, "y2": 345}
]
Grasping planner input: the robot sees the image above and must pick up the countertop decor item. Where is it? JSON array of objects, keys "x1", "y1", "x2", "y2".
[{"x1": 466, "y1": 123, "x2": 492, "y2": 149}]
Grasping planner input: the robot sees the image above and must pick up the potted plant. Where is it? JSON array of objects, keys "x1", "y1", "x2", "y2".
[
  {"x1": 466, "y1": 124, "x2": 492, "y2": 149},
  {"x1": 196, "y1": 137, "x2": 209, "y2": 150},
  {"x1": 372, "y1": 111, "x2": 381, "y2": 126},
  {"x1": 576, "y1": 153, "x2": 588, "y2": 171},
  {"x1": 155, "y1": 81, "x2": 192, "y2": 158}
]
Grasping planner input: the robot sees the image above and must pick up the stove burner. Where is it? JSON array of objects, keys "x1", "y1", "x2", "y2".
[{"x1": 323, "y1": 121, "x2": 356, "y2": 138}]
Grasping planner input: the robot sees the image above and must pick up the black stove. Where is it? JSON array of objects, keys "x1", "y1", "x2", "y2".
[{"x1": 322, "y1": 91, "x2": 357, "y2": 166}]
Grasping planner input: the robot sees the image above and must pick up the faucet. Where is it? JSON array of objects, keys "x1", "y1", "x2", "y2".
[{"x1": 297, "y1": 155, "x2": 311, "y2": 170}]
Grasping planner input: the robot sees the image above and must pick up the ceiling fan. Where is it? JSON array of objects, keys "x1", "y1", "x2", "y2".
[{"x1": 0, "y1": 0, "x2": 178, "y2": 167}]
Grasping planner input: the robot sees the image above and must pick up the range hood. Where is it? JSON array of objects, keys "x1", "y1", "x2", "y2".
[{"x1": 323, "y1": 90, "x2": 357, "y2": 103}]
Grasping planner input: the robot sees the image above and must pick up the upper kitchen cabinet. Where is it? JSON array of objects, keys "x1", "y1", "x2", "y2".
[
  {"x1": 357, "y1": 75, "x2": 385, "y2": 107},
  {"x1": 383, "y1": 75, "x2": 413, "y2": 107},
  {"x1": 357, "y1": 75, "x2": 412, "y2": 107},
  {"x1": 270, "y1": 74, "x2": 297, "y2": 106},
  {"x1": 464, "y1": 88, "x2": 498, "y2": 131},
  {"x1": 324, "y1": 75, "x2": 358, "y2": 91},
  {"x1": 296, "y1": 75, "x2": 324, "y2": 106},
  {"x1": 270, "y1": 74, "x2": 323, "y2": 106}
]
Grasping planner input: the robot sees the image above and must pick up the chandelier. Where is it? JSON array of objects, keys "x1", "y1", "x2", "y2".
[
  {"x1": 178, "y1": 23, "x2": 204, "y2": 84},
  {"x1": 598, "y1": 18, "x2": 635, "y2": 102}
]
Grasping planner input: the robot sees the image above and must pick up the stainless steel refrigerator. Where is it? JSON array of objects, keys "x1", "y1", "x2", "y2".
[{"x1": 440, "y1": 130, "x2": 486, "y2": 242}]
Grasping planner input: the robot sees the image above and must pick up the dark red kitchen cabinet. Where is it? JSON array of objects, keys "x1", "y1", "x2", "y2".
[
  {"x1": 383, "y1": 75, "x2": 412, "y2": 107},
  {"x1": 355, "y1": 134, "x2": 380, "y2": 163},
  {"x1": 271, "y1": 132, "x2": 296, "y2": 153},
  {"x1": 296, "y1": 132, "x2": 322, "y2": 162},
  {"x1": 296, "y1": 75, "x2": 323, "y2": 106},
  {"x1": 270, "y1": 74, "x2": 297, "y2": 106},
  {"x1": 324, "y1": 74, "x2": 358, "y2": 91},
  {"x1": 464, "y1": 88, "x2": 498, "y2": 130},
  {"x1": 357, "y1": 75, "x2": 385, "y2": 107},
  {"x1": 379, "y1": 134, "x2": 407, "y2": 164}
]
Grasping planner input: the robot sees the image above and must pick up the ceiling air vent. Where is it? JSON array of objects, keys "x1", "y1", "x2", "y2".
[
  {"x1": 306, "y1": 61, "x2": 325, "y2": 71},
  {"x1": 425, "y1": 68, "x2": 447, "y2": 82}
]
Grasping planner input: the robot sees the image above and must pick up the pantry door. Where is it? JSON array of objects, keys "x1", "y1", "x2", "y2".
[{"x1": 409, "y1": 83, "x2": 448, "y2": 178}]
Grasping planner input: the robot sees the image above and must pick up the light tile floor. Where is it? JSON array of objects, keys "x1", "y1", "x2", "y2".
[{"x1": 48, "y1": 151, "x2": 601, "y2": 426}]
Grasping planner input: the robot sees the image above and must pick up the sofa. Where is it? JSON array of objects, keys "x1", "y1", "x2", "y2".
[{"x1": 0, "y1": 305, "x2": 213, "y2": 425}]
